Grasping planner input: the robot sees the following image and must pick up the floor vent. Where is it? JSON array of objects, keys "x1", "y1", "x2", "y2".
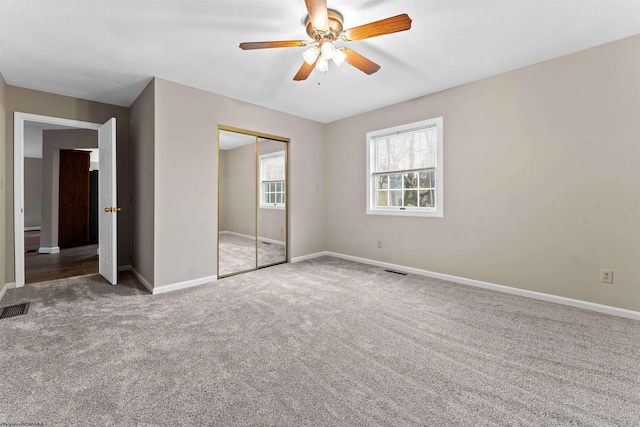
[
  {"x1": 0, "y1": 303, "x2": 30, "y2": 319},
  {"x1": 384, "y1": 269, "x2": 408, "y2": 276}
]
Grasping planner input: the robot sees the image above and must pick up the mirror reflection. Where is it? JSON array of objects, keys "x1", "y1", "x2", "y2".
[
  {"x1": 218, "y1": 129, "x2": 288, "y2": 277},
  {"x1": 218, "y1": 130, "x2": 257, "y2": 276},
  {"x1": 257, "y1": 138, "x2": 286, "y2": 268}
]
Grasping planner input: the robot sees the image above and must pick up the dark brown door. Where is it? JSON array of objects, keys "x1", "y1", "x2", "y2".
[{"x1": 58, "y1": 150, "x2": 90, "y2": 248}]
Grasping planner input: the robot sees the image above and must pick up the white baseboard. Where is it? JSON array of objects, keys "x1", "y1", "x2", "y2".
[
  {"x1": 221, "y1": 231, "x2": 285, "y2": 246},
  {"x1": 130, "y1": 267, "x2": 154, "y2": 294},
  {"x1": 130, "y1": 267, "x2": 217, "y2": 296},
  {"x1": 38, "y1": 246, "x2": 60, "y2": 254},
  {"x1": 292, "y1": 251, "x2": 640, "y2": 322},
  {"x1": 291, "y1": 251, "x2": 330, "y2": 263},
  {"x1": 259, "y1": 237, "x2": 285, "y2": 246},
  {"x1": 24, "y1": 226, "x2": 41, "y2": 231},
  {"x1": 152, "y1": 275, "x2": 217, "y2": 295},
  {"x1": 0, "y1": 282, "x2": 17, "y2": 303},
  {"x1": 118, "y1": 265, "x2": 131, "y2": 272},
  {"x1": 220, "y1": 231, "x2": 253, "y2": 240}
]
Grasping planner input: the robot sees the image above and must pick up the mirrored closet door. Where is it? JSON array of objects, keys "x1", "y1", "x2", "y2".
[{"x1": 218, "y1": 127, "x2": 288, "y2": 278}]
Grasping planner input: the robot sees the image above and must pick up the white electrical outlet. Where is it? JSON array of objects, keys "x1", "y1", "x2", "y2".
[
  {"x1": 600, "y1": 269, "x2": 613, "y2": 284},
  {"x1": 377, "y1": 240, "x2": 382, "y2": 249}
]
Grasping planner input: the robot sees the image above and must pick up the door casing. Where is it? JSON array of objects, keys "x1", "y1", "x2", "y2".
[{"x1": 13, "y1": 113, "x2": 107, "y2": 287}]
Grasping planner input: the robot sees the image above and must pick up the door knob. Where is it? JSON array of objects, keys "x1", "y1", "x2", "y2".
[{"x1": 104, "y1": 207, "x2": 122, "y2": 213}]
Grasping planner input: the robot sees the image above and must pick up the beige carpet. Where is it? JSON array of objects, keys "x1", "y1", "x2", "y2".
[{"x1": 1, "y1": 257, "x2": 639, "y2": 426}]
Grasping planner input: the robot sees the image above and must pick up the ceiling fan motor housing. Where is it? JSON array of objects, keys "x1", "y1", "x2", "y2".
[{"x1": 305, "y1": 9, "x2": 344, "y2": 41}]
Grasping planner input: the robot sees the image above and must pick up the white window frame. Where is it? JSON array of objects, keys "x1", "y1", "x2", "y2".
[
  {"x1": 366, "y1": 117, "x2": 444, "y2": 218},
  {"x1": 259, "y1": 151, "x2": 286, "y2": 210}
]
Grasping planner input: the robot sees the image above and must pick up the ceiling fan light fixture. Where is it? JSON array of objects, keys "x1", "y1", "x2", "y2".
[
  {"x1": 303, "y1": 46, "x2": 320, "y2": 65},
  {"x1": 332, "y1": 48, "x2": 347, "y2": 66},
  {"x1": 320, "y1": 41, "x2": 336, "y2": 59},
  {"x1": 316, "y1": 55, "x2": 329, "y2": 73}
]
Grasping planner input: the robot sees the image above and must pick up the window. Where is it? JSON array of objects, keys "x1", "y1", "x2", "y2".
[
  {"x1": 366, "y1": 117, "x2": 443, "y2": 217},
  {"x1": 259, "y1": 151, "x2": 286, "y2": 209}
]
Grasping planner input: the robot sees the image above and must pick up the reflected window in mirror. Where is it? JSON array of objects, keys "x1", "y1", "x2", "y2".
[{"x1": 259, "y1": 151, "x2": 286, "y2": 209}]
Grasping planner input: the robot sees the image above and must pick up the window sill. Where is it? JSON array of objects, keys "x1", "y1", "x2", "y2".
[
  {"x1": 259, "y1": 205, "x2": 285, "y2": 210},
  {"x1": 366, "y1": 208, "x2": 443, "y2": 218}
]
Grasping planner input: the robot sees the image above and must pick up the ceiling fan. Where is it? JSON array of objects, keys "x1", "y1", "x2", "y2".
[{"x1": 239, "y1": 0, "x2": 412, "y2": 81}]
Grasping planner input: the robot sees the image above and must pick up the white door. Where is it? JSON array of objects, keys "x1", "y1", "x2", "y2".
[{"x1": 98, "y1": 118, "x2": 118, "y2": 285}]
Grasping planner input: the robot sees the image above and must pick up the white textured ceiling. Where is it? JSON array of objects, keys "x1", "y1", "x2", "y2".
[
  {"x1": 219, "y1": 129, "x2": 255, "y2": 150},
  {"x1": 1, "y1": 1, "x2": 639, "y2": 123}
]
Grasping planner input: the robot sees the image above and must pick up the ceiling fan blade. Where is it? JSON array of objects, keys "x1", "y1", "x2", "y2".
[
  {"x1": 344, "y1": 14, "x2": 412, "y2": 41},
  {"x1": 293, "y1": 60, "x2": 317, "y2": 81},
  {"x1": 305, "y1": 0, "x2": 329, "y2": 31},
  {"x1": 239, "y1": 40, "x2": 308, "y2": 50},
  {"x1": 342, "y1": 48, "x2": 381, "y2": 75}
]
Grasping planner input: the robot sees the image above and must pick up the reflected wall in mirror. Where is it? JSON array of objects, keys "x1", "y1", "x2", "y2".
[{"x1": 218, "y1": 127, "x2": 288, "y2": 278}]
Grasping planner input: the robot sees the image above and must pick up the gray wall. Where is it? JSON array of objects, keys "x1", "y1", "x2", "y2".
[
  {"x1": 325, "y1": 35, "x2": 640, "y2": 312},
  {"x1": 0, "y1": 73, "x2": 6, "y2": 287},
  {"x1": 220, "y1": 142, "x2": 256, "y2": 237},
  {"x1": 23, "y1": 157, "x2": 42, "y2": 229},
  {"x1": 152, "y1": 77, "x2": 326, "y2": 288},
  {"x1": 130, "y1": 80, "x2": 155, "y2": 285},
  {"x1": 40, "y1": 129, "x2": 97, "y2": 249},
  {"x1": 4, "y1": 86, "x2": 132, "y2": 283}
]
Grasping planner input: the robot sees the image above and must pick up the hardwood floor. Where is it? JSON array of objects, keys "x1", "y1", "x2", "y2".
[{"x1": 25, "y1": 231, "x2": 99, "y2": 284}]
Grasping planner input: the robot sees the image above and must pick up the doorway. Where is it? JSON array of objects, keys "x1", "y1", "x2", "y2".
[
  {"x1": 14, "y1": 113, "x2": 118, "y2": 288},
  {"x1": 23, "y1": 124, "x2": 100, "y2": 283}
]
